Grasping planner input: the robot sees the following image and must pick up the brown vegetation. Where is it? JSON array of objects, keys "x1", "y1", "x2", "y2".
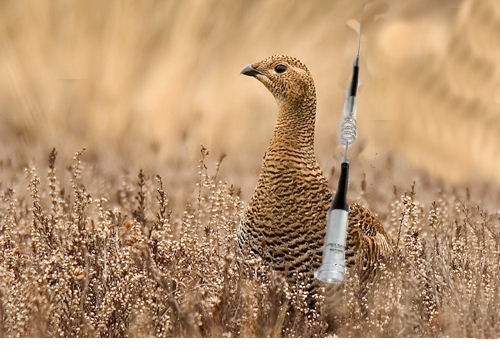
[
  {"x1": 0, "y1": 147, "x2": 498, "y2": 337},
  {"x1": 0, "y1": 0, "x2": 499, "y2": 338}
]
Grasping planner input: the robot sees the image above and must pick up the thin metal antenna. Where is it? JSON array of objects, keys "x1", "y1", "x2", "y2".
[
  {"x1": 315, "y1": 6, "x2": 365, "y2": 284},
  {"x1": 355, "y1": 20, "x2": 361, "y2": 61}
]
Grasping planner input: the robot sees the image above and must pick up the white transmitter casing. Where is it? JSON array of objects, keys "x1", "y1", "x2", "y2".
[{"x1": 315, "y1": 208, "x2": 348, "y2": 283}]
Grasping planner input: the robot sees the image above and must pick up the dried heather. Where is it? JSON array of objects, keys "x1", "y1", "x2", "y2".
[{"x1": 0, "y1": 148, "x2": 499, "y2": 337}]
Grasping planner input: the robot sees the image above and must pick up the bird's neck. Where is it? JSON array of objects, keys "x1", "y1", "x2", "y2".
[{"x1": 269, "y1": 96, "x2": 317, "y2": 152}]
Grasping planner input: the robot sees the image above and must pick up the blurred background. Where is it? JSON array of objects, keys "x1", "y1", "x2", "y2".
[{"x1": 0, "y1": 0, "x2": 499, "y2": 200}]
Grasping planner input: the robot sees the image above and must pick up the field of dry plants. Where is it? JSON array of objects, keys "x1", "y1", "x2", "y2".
[
  {"x1": 0, "y1": 146, "x2": 499, "y2": 337},
  {"x1": 0, "y1": 0, "x2": 499, "y2": 338}
]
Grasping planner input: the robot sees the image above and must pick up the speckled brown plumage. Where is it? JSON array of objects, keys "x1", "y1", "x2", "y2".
[{"x1": 237, "y1": 55, "x2": 393, "y2": 308}]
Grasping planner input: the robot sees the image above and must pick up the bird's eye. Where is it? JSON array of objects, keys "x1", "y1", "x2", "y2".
[{"x1": 274, "y1": 64, "x2": 287, "y2": 73}]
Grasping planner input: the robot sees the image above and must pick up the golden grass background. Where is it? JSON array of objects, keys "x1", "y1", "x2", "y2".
[
  {"x1": 1, "y1": 0, "x2": 499, "y2": 192},
  {"x1": 0, "y1": 0, "x2": 499, "y2": 338}
]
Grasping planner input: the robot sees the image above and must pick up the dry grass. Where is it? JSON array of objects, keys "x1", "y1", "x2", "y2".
[
  {"x1": 0, "y1": 147, "x2": 499, "y2": 338},
  {"x1": 0, "y1": 0, "x2": 499, "y2": 338},
  {"x1": 1, "y1": 0, "x2": 499, "y2": 190}
]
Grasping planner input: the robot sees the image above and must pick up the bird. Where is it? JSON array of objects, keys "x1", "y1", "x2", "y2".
[{"x1": 237, "y1": 54, "x2": 394, "y2": 313}]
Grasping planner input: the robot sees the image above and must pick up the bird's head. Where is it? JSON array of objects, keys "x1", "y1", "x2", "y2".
[{"x1": 241, "y1": 55, "x2": 316, "y2": 106}]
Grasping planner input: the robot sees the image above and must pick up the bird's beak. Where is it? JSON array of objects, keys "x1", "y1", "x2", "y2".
[{"x1": 240, "y1": 64, "x2": 261, "y2": 77}]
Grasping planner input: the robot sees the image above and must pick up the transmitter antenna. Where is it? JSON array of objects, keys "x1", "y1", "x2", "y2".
[{"x1": 315, "y1": 19, "x2": 361, "y2": 283}]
